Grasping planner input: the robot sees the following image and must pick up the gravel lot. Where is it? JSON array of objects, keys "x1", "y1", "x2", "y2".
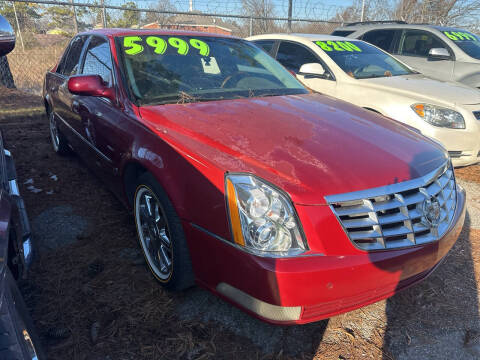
[{"x1": 1, "y1": 88, "x2": 479, "y2": 360}]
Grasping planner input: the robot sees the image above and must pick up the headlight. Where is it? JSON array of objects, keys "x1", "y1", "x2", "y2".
[
  {"x1": 225, "y1": 174, "x2": 307, "y2": 256},
  {"x1": 411, "y1": 103, "x2": 465, "y2": 129}
]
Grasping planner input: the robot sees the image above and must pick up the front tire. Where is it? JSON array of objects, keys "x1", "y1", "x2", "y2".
[
  {"x1": 134, "y1": 173, "x2": 194, "y2": 290},
  {"x1": 48, "y1": 111, "x2": 70, "y2": 155}
]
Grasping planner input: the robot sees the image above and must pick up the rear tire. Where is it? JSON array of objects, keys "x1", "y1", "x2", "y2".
[
  {"x1": 134, "y1": 172, "x2": 194, "y2": 290},
  {"x1": 48, "y1": 111, "x2": 70, "y2": 155}
]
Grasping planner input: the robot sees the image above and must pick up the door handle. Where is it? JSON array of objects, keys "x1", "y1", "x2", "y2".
[{"x1": 72, "y1": 100, "x2": 80, "y2": 114}]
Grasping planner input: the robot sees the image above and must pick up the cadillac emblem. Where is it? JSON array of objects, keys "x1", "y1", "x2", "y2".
[{"x1": 422, "y1": 195, "x2": 441, "y2": 227}]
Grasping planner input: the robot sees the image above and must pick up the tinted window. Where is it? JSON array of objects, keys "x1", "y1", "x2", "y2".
[
  {"x1": 314, "y1": 40, "x2": 413, "y2": 79},
  {"x1": 118, "y1": 36, "x2": 306, "y2": 105},
  {"x1": 254, "y1": 40, "x2": 275, "y2": 54},
  {"x1": 276, "y1": 42, "x2": 318, "y2": 73},
  {"x1": 331, "y1": 30, "x2": 355, "y2": 37},
  {"x1": 82, "y1": 37, "x2": 113, "y2": 86},
  {"x1": 440, "y1": 30, "x2": 480, "y2": 60},
  {"x1": 60, "y1": 36, "x2": 86, "y2": 77},
  {"x1": 399, "y1": 30, "x2": 446, "y2": 57},
  {"x1": 362, "y1": 30, "x2": 396, "y2": 51}
]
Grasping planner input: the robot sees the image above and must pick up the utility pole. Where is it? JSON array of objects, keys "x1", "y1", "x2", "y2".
[
  {"x1": 287, "y1": 0, "x2": 292, "y2": 33},
  {"x1": 101, "y1": 0, "x2": 107, "y2": 28},
  {"x1": 12, "y1": 2, "x2": 24, "y2": 52},
  {"x1": 360, "y1": 0, "x2": 365, "y2": 22},
  {"x1": 71, "y1": 0, "x2": 78, "y2": 34},
  {"x1": 189, "y1": 0, "x2": 193, "y2": 12}
]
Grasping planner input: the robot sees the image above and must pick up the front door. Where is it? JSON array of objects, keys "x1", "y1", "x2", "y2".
[{"x1": 395, "y1": 29, "x2": 455, "y2": 82}]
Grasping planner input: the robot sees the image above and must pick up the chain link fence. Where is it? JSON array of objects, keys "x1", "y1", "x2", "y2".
[
  {"x1": 0, "y1": 0, "x2": 342, "y2": 94},
  {"x1": 3, "y1": 0, "x2": 479, "y2": 95}
]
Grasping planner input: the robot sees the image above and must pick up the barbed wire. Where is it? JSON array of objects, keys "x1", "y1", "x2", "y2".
[{"x1": 5, "y1": 0, "x2": 343, "y2": 22}]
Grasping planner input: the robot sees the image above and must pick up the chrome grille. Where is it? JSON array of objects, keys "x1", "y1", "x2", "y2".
[{"x1": 325, "y1": 162, "x2": 456, "y2": 251}]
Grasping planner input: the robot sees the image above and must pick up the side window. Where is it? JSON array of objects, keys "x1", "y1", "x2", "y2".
[
  {"x1": 60, "y1": 36, "x2": 87, "y2": 77},
  {"x1": 254, "y1": 40, "x2": 275, "y2": 55},
  {"x1": 362, "y1": 30, "x2": 396, "y2": 51},
  {"x1": 276, "y1": 42, "x2": 318, "y2": 73},
  {"x1": 81, "y1": 36, "x2": 113, "y2": 87},
  {"x1": 398, "y1": 30, "x2": 447, "y2": 57}
]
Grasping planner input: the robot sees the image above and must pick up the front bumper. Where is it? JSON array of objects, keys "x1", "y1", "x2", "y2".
[
  {"x1": 418, "y1": 112, "x2": 480, "y2": 168},
  {"x1": 185, "y1": 186, "x2": 466, "y2": 324}
]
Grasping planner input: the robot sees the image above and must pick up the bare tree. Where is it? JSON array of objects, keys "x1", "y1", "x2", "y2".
[
  {"x1": 332, "y1": 0, "x2": 480, "y2": 30},
  {"x1": 144, "y1": 0, "x2": 176, "y2": 26},
  {"x1": 242, "y1": 0, "x2": 276, "y2": 35}
]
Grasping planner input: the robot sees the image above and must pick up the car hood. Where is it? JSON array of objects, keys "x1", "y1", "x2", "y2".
[
  {"x1": 359, "y1": 74, "x2": 480, "y2": 106},
  {"x1": 139, "y1": 93, "x2": 447, "y2": 205}
]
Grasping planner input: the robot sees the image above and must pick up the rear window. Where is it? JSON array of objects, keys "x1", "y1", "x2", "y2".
[{"x1": 331, "y1": 30, "x2": 355, "y2": 37}]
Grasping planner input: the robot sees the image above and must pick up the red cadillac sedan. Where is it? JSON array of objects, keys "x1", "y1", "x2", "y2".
[{"x1": 43, "y1": 29, "x2": 465, "y2": 324}]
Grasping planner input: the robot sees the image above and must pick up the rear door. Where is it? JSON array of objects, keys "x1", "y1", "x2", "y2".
[
  {"x1": 49, "y1": 35, "x2": 87, "y2": 149},
  {"x1": 275, "y1": 41, "x2": 336, "y2": 96},
  {"x1": 395, "y1": 29, "x2": 455, "y2": 81}
]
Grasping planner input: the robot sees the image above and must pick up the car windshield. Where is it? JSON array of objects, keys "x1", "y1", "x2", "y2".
[
  {"x1": 117, "y1": 35, "x2": 307, "y2": 105},
  {"x1": 441, "y1": 30, "x2": 480, "y2": 60},
  {"x1": 314, "y1": 40, "x2": 414, "y2": 79}
]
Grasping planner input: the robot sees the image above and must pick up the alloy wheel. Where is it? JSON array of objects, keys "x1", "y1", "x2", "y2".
[{"x1": 135, "y1": 186, "x2": 173, "y2": 280}]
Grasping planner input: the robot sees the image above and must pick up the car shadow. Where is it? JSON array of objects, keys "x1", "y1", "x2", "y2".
[
  {"x1": 377, "y1": 153, "x2": 479, "y2": 359},
  {"x1": 178, "y1": 285, "x2": 328, "y2": 357}
]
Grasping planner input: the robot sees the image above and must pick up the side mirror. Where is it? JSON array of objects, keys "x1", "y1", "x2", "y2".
[
  {"x1": 298, "y1": 63, "x2": 326, "y2": 77},
  {"x1": 0, "y1": 15, "x2": 15, "y2": 57},
  {"x1": 68, "y1": 75, "x2": 115, "y2": 102},
  {"x1": 428, "y1": 48, "x2": 451, "y2": 61}
]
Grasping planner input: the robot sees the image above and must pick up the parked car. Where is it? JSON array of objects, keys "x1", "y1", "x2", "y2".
[
  {"x1": 0, "y1": 14, "x2": 43, "y2": 360},
  {"x1": 332, "y1": 21, "x2": 480, "y2": 89},
  {"x1": 0, "y1": 15, "x2": 15, "y2": 56},
  {"x1": 43, "y1": 29, "x2": 465, "y2": 324},
  {"x1": 248, "y1": 33, "x2": 480, "y2": 167}
]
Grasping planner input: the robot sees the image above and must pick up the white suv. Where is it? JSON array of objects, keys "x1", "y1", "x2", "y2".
[
  {"x1": 247, "y1": 33, "x2": 480, "y2": 167},
  {"x1": 332, "y1": 21, "x2": 480, "y2": 89}
]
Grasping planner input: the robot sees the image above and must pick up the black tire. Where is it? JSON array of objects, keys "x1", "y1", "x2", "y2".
[
  {"x1": 134, "y1": 172, "x2": 194, "y2": 290},
  {"x1": 48, "y1": 110, "x2": 71, "y2": 155}
]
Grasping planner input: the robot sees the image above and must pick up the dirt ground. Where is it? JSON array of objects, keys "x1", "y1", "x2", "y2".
[{"x1": 1, "y1": 88, "x2": 480, "y2": 360}]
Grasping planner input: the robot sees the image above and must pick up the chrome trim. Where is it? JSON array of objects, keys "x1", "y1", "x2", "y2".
[
  {"x1": 325, "y1": 161, "x2": 449, "y2": 203},
  {"x1": 325, "y1": 161, "x2": 457, "y2": 251},
  {"x1": 216, "y1": 282, "x2": 301, "y2": 321},
  {"x1": 22, "y1": 237, "x2": 33, "y2": 268},
  {"x1": 8, "y1": 179, "x2": 19, "y2": 196},
  {"x1": 55, "y1": 112, "x2": 112, "y2": 163}
]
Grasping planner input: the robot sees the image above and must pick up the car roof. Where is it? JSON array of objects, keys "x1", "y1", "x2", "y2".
[
  {"x1": 248, "y1": 33, "x2": 356, "y2": 42},
  {"x1": 77, "y1": 28, "x2": 238, "y2": 39},
  {"x1": 334, "y1": 22, "x2": 473, "y2": 33}
]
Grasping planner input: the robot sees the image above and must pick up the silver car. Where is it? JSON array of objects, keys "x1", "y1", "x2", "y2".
[{"x1": 333, "y1": 21, "x2": 480, "y2": 89}]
